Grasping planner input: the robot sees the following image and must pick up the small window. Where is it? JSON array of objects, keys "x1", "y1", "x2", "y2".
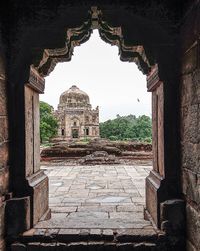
[
  {"x1": 61, "y1": 129, "x2": 64, "y2": 136},
  {"x1": 74, "y1": 121, "x2": 77, "y2": 126},
  {"x1": 86, "y1": 128, "x2": 89, "y2": 136}
]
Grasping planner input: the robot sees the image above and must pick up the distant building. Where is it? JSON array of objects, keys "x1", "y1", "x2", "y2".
[{"x1": 54, "y1": 85, "x2": 99, "y2": 140}]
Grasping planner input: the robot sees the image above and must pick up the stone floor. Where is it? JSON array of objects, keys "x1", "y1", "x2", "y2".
[{"x1": 35, "y1": 164, "x2": 152, "y2": 230}]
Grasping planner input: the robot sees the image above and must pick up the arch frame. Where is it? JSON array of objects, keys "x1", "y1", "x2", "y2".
[{"x1": 8, "y1": 5, "x2": 181, "y2": 231}]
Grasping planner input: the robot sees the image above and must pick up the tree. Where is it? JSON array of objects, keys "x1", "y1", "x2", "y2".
[
  {"x1": 100, "y1": 114, "x2": 152, "y2": 142},
  {"x1": 40, "y1": 101, "x2": 58, "y2": 143}
]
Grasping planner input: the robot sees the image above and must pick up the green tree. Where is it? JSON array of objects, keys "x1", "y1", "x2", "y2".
[
  {"x1": 40, "y1": 101, "x2": 58, "y2": 143},
  {"x1": 100, "y1": 114, "x2": 152, "y2": 142}
]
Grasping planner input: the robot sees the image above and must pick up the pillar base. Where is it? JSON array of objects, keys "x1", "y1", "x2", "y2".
[
  {"x1": 145, "y1": 170, "x2": 164, "y2": 228},
  {"x1": 27, "y1": 170, "x2": 49, "y2": 226}
]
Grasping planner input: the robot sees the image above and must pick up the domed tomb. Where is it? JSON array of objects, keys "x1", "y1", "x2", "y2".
[
  {"x1": 55, "y1": 85, "x2": 99, "y2": 141},
  {"x1": 59, "y1": 85, "x2": 91, "y2": 109}
]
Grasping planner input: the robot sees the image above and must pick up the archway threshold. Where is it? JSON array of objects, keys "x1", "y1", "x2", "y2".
[{"x1": 11, "y1": 164, "x2": 168, "y2": 250}]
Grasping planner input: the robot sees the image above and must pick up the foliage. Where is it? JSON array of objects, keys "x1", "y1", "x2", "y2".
[
  {"x1": 100, "y1": 114, "x2": 152, "y2": 142},
  {"x1": 40, "y1": 101, "x2": 58, "y2": 143}
]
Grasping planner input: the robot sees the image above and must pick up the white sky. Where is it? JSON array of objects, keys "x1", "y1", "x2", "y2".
[{"x1": 40, "y1": 30, "x2": 151, "y2": 122}]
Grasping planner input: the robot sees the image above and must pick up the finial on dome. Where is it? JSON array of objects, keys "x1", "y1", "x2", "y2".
[{"x1": 71, "y1": 85, "x2": 78, "y2": 89}]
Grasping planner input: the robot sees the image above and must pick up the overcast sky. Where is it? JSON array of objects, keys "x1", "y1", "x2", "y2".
[{"x1": 40, "y1": 30, "x2": 151, "y2": 122}]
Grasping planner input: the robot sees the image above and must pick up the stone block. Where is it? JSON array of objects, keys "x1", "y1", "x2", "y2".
[
  {"x1": 102, "y1": 229, "x2": 114, "y2": 241},
  {"x1": 79, "y1": 229, "x2": 90, "y2": 241},
  {"x1": 5, "y1": 197, "x2": 30, "y2": 237},
  {"x1": 0, "y1": 116, "x2": 8, "y2": 143},
  {"x1": 160, "y1": 199, "x2": 185, "y2": 235},
  {"x1": 181, "y1": 104, "x2": 200, "y2": 144},
  {"x1": 57, "y1": 229, "x2": 80, "y2": 242},
  {"x1": 0, "y1": 79, "x2": 7, "y2": 115},
  {"x1": 116, "y1": 243, "x2": 134, "y2": 251},
  {"x1": 182, "y1": 44, "x2": 198, "y2": 75},
  {"x1": 0, "y1": 202, "x2": 5, "y2": 240},
  {"x1": 55, "y1": 243, "x2": 68, "y2": 251},
  {"x1": 186, "y1": 240, "x2": 198, "y2": 251},
  {"x1": 181, "y1": 142, "x2": 200, "y2": 173},
  {"x1": 180, "y1": 74, "x2": 193, "y2": 107},
  {"x1": 27, "y1": 242, "x2": 41, "y2": 251},
  {"x1": 68, "y1": 242, "x2": 88, "y2": 251},
  {"x1": 0, "y1": 142, "x2": 9, "y2": 169},
  {"x1": 186, "y1": 204, "x2": 200, "y2": 249},
  {"x1": 145, "y1": 171, "x2": 161, "y2": 227},
  {"x1": 182, "y1": 169, "x2": 200, "y2": 205},
  {"x1": 116, "y1": 228, "x2": 157, "y2": 242},
  {"x1": 0, "y1": 55, "x2": 5, "y2": 80},
  {"x1": 27, "y1": 171, "x2": 49, "y2": 225},
  {"x1": 0, "y1": 167, "x2": 9, "y2": 194},
  {"x1": 11, "y1": 243, "x2": 26, "y2": 251},
  {"x1": 90, "y1": 229, "x2": 102, "y2": 240},
  {"x1": 191, "y1": 69, "x2": 200, "y2": 104}
]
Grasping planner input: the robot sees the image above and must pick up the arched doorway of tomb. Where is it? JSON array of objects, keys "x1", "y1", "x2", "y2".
[{"x1": 8, "y1": 5, "x2": 181, "y2": 232}]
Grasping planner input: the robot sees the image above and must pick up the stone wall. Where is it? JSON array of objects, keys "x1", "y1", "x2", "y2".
[
  {"x1": 180, "y1": 2, "x2": 200, "y2": 250},
  {"x1": 0, "y1": 49, "x2": 9, "y2": 250}
]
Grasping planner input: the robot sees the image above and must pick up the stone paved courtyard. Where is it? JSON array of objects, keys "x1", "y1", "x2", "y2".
[{"x1": 36, "y1": 164, "x2": 152, "y2": 230}]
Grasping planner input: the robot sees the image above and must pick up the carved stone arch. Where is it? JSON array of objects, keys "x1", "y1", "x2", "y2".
[
  {"x1": 31, "y1": 6, "x2": 153, "y2": 79},
  {"x1": 21, "y1": 5, "x2": 181, "y2": 231},
  {"x1": 71, "y1": 115, "x2": 80, "y2": 121}
]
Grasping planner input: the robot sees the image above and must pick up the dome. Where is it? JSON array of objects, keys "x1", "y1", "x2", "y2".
[{"x1": 59, "y1": 85, "x2": 90, "y2": 108}]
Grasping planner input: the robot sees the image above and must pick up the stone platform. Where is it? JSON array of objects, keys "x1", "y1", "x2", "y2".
[{"x1": 36, "y1": 164, "x2": 152, "y2": 229}]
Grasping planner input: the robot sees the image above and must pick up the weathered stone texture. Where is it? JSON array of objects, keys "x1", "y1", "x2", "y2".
[
  {"x1": 0, "y1": 167, "x2": 9, "y2": 194},
  {"x1": 186, "y1": 204, "x2": 200, "y2": 250},
  {"x1": 5, "y1": 197, "x2": 30, "y2": 237},
  {"x1": 180, "y1": 5, "x2": 200, "y2": 251},
  {"x1": 0, "y1": 52, "x2": 9, "y2": 251},
  {"x1": 182, "y1": 169, "x2": 200, "y2": 206}
]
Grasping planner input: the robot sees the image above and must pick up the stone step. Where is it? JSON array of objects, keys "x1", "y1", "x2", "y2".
[
  {"x1": 11, "y1": 241, "x2": 161, "y2": 250},
  {"x1": 10, "y1": 228, "x2": 168, "y2": 250}
]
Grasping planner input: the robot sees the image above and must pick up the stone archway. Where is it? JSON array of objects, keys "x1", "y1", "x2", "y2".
[{"x1": 8, "y1": 4, "x2": 181, "y2": 234}]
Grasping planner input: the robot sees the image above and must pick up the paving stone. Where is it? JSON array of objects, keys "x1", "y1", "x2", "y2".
[
  {"x1": 51, "y1": 206, "x2": 77, "y2": 213},
  {"x1": 66, "y1": 211, "x2": 109, "y2": 220},
  {"x1": 117, "y1": 204, "x2": 143, "y2": 212},
  {"x1": 35, "y1": 164, "x2": 152, "y2": 230},
  {"x1": 77, "y1": 205, "x2": 116, "y2": 212},
  {"x1": 109, "y1": 212, "x2": 144, "y2": 221},
  {"x1": 87, "y1": 196, "x2": 131, "y2": 203}
]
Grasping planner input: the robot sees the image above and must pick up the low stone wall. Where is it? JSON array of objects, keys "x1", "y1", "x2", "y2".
[{"x1": 41, "y1": 140, "x2": 152, "y2": 164}]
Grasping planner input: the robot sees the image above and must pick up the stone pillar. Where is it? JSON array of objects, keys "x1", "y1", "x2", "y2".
[
  {"x1": 145, "y1": 64, "x2": 181, "y2": 228},
  {"x1": 145, "y1": 65, "x2": 164, "y2": 227},
  {"x1": 24, "y1": 66, "x2": 49, "y2": 226}
]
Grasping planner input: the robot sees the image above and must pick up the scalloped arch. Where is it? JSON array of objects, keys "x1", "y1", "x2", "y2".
[{"x1": 33, "y1": 6, "x2": 152, "y2": 77}]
